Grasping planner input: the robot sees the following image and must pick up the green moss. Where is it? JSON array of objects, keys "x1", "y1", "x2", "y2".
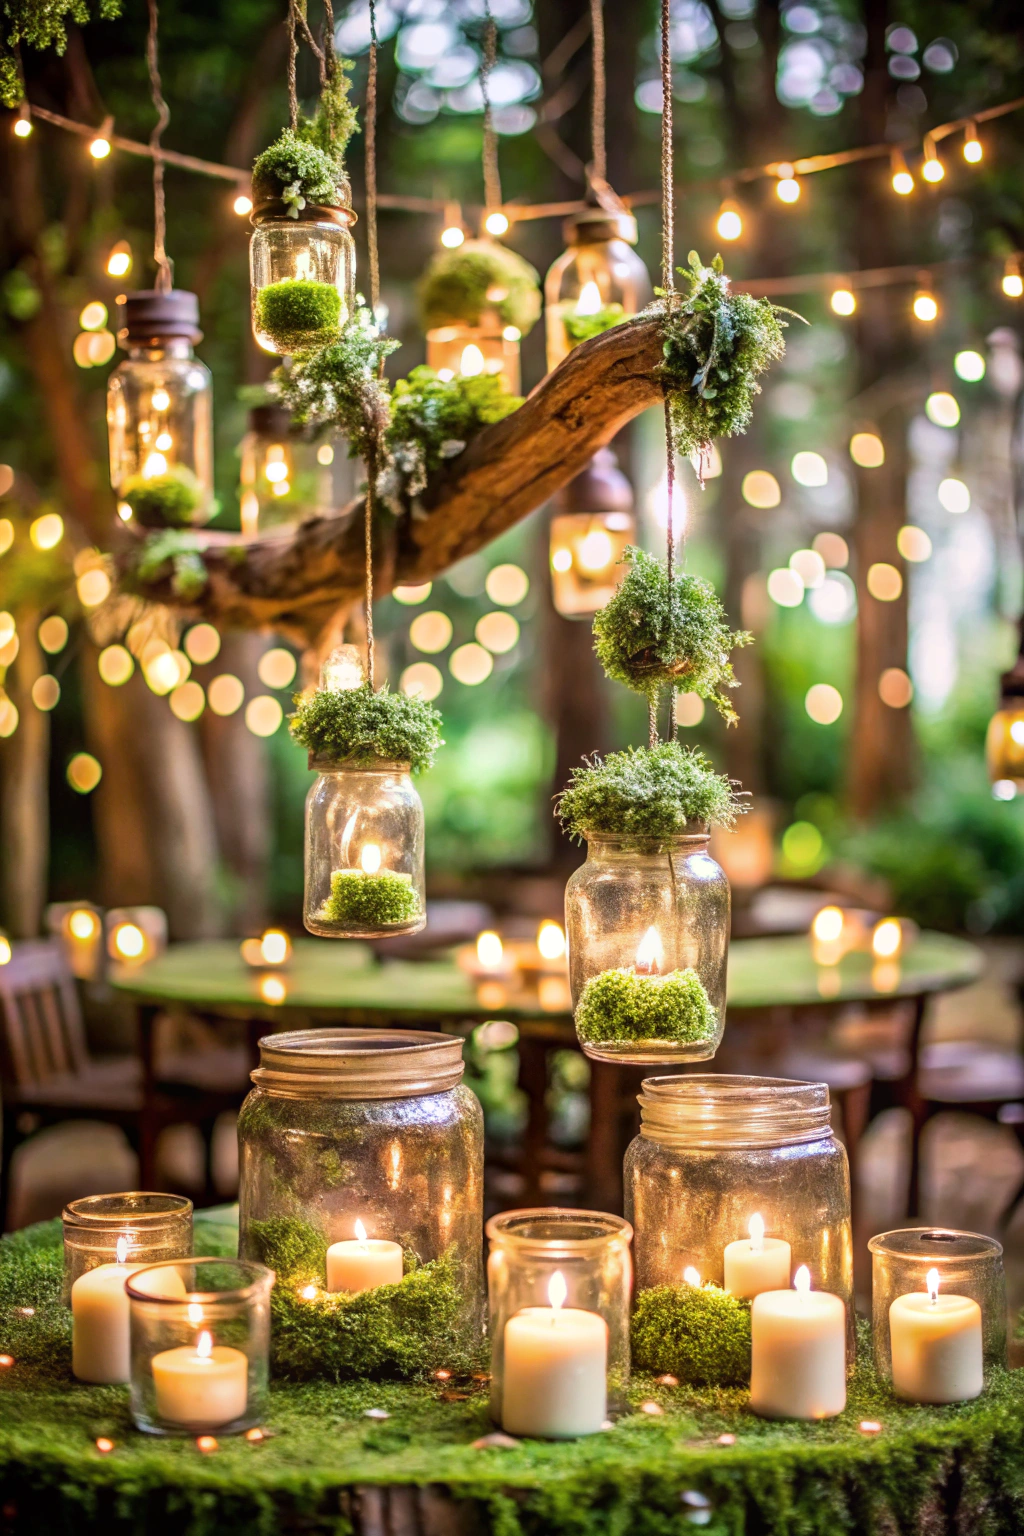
[
  {"x1": 381, "y1": 365, "x2": 521, "y2": 511},
  {"x1": 244, "y1": 1217, "x2": 480, "y2": 1381},
  {"x1": 632, "y1": 1284, "x2": 751, "y2": 1387},
  {"x1": 289, "y1": 681, "x2": 442, "y2": 772},
  {"x1": 420, "y1": 239, "x2": 541, "y2": 335},
  {"x1": 320, "y1": 869, "x2": 419, "y2": 928},
  {"x1": 562, "y1": 302, "x2": 626, "y2": 345},
  {"x1": 128, "y1": 529, "x2": 209, "y2": 600},
  {"x1": 120, "y1": 466, "x2": 205, "y2": 529},
  {"x1": 556, "y1": 742, "x2": 740, "y2": 842},
  {"x1": 251, "y1": 128, "x2": 348, "y2": 210},
  {"x1": 253, "y1": 280, "x2": 342, "y2": 354},
  {"x1": 271, "y1": 304, "x2": 398, "y2": 461},
  {"x1": 593, "y1": 546, "x2": 751, "y2": 718},
  {"x1": 575, "y1": 965, "x2": 717, "y2": 1046},
  {"x1": 1, "y1": 0, "x2": 122, "y2": 109}
]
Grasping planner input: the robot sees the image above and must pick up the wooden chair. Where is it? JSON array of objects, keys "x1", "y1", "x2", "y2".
[
  {"x1": 909, "y1": 1039, "x2": 1024, "y2": 1223},
  {"x1": 0, "y1": 941, "x2": 248, "y2": 1231}
]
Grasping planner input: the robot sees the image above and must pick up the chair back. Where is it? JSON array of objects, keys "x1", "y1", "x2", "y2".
[{"x1": 0, "y1": 940, "x2": 90, "y2": 1091}]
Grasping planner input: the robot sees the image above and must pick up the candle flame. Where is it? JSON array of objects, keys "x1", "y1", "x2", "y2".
[
  {"x1": 748, "y1": 1213, "x2": 765, "y2": 1253},
  {"x1": 927, "y1": 1267, "x2": 940, "y2": 1303},
  {"x1": 476, "y1": 930, "x2": 503, "y2": 969},
  {"x1": 188, "y1": 1303, "x2": 204, "y2": 1326},
  {"x1": 115, "y1": 1236, "x2": 128, "y2": 1265},
  {"x1": 196, "y1": 1330, "x2": 213, "y2": 1360},
  {"x1": 634, "y1": 926, "x2": 663, "y2": 976},
  {"x1": 354, "y1": 1219, "x2": 368, "y2": 1246},
  {"x1": 872, "y1": 918, "x2": 902, "y2": 959},
  {"x1": 794, "y1": 1265, "x2": 811, "y2": 1294},
  {"x1": 575, "y1": 281, "x2": 603, "y2": 316},
  {"x1": 537, "y1": 920, "x2": 565, "y2": 961},
  {"x1": 460, "y1": 343, "x2": 485, "y2": 377},
  {"x1": 548, "y1": 1270, "x2": 567, "y2": 1314},
  {"x1": 683, "y1": 1266, "x2": 701, "y2": 1287},
  {"x1": 360, "y1": 843, "x2": 382, "y2": 875},
  {"x1": 811, "y1": 905, "x2": 844, "y2": 943},
  {"x1": 294, "y1": 251, "x2": 314, "y2": 281}
]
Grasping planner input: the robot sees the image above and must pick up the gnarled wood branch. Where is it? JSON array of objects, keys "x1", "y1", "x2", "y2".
[{"x1": 128, "y1": 314, "x2": 666, "y2": 642}]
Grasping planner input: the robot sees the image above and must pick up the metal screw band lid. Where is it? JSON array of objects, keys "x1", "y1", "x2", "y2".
[
  {"x1": 118, "y1": 289, "x2": 203, "y2": 346},
  {"x1": 251, "y1": 1027, "x2": 465, "y2": 1099}
]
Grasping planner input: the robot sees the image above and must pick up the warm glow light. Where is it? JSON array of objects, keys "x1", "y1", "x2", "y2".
[
  {"x1": 257, "y1": 647, "x2": 297, "y2": 690},
  {"x1": 67, "y1": 753, "x2": 102, "y2": 793},
  {"x1": 476, "y1": 931, "x2": 504, "y2": 970},
  {"x1": 776, "y1": 175, "x2": 800, "y2": 203},
  {"x1": 927, "y1": 1267, "x2": 940, "y2": 1302},
  {"x1": 143, "y1": 451, "x2": 168, "y2": 478},
  {"x1": 812, "y1": 906, "x2": 844, "y2": 943},
  {"x1": 872, "y1": 918, "x2": 903, "y2": 958},
  {"x1": 393, "y1": 582, "x2": 432, "y2": 605},
  {"x1": 790, "y1": 549, "x2": 826, "y2": 589},
  {"x1": 77, "y1": 569, "x2": 111, "y2": 607},
  {"x1": 576, "y1": 528, "x2": 614, "y2": 571},
  {"x1": 449, "y1": 641, "x2": 493, "y2": 685},
  {"x1": 106, "y1": 243, "x2": 132, "y2": 278},
  {"x1": 184, "y1": 623, "x2": 220, "y2": 665},
  {"x1": 867, "y1": 562, "x2": 903, "y2": 601},
  {"x1": 794, "y1": 1266, "x2": 811, "y2": 1294},
  {"x1": 441, "y1": 225, "x2": 465, "y2": 248},
  {"x1": 485, "y1": 564, "x2": 529, "y2": 606},
  {"x1": 233, "y1": 194, "x2": 253, "y2": 216},
  {"x1": 503, "y1": 325, "x2": 521, "y2": 341},
  {"x1": 317, "y1": 443, "x2": 335, "y2": 465},
  {"x1": 955, "y1": 350, "x2": 986, "y2": 382},
  {"x1": 475, "y1": 610, "x2": 519, "y2": 653},
  {"x1": 400, "y1": 661, "x2": 443, "y2": 700},
  {"x1": 31, "y1": 674, "x2": 60, "y2": 711},
  {"x1": 741, "y1": 470, "x2": 781, "y2": 509},
  {"x1": 170, "y1": 681, "x2": 205, "y2": 721},
  {"x1": 635, "y1": 926, "x2": 663, "y2": 976},
  {"x1": 879, "y1": 667, "x2": 913, "y2": 708},
  {"x1": 79, "y1": 301, "x2": 108, "y2": 332},
  {"x1": 245, "y1": 695, "x2": 283, "y2": 736},
  {"x1": 574, "y1": 281, "x2": 603, "y2": 317},
  {"x1": 937, "y1": 477, "x2": 970, "y2": 514},
  {"x1": 89, "y1": 136, "x2": 111, "y2": 159},
  {"x1": 116, "y1": 1237, "x2": 128, "y2": 1265},
  {"x1": 748, "y1": 1213, "x2": 765, "y2": 1252},
  {"x1": 0, "y1": 612, "x2": 14, "y2": 647},
  {"x1": 459, "y1": 343, "x2": 485, "y2": 377},
  {"x1": 410, "y1": 610, "x2": 453, "y2": 654},
  {"x1": 913, "y1": 291, "x2": 939, "y2": 323},
  {"x1": 892, "y1": 170, "x2": 914, "y2": 195},
  {"x1": 805, "y1": 683, "x2": 843, "y2": 725},
  {"x1": 830, "y1": 288, "x2": 856, "y2": 316},
  {"x1": 551, "y1": 547, "x2": 572, "y2": 573},
  {"x1": 113, "y1": 923, "x2": 146, "y2": 959},
  {"x1": 354, "y1": 1219, "x2": 369, "y2": 1245},
  {"x1": 767, "y1": 568, "x2": 804, "y2": 607},
  {"x1": 537, "y1": 921, "x2": 565, "y2": 961},
  {"x1": 548, "y1": 1270, "x2": 567, "y2": 1313},
  {"x1": 850, "y1": 432, "x2": 884, "y2": 468},
  {"x1": 897, "y1": 525, "x2": 932, "y2": 561},
  {"x1": 68, "y1": 909, "x2": 98, "y2": 940},
  {"x1": 260, "y1": 929, "x2": 291, "y2": 965},
  {"x1": 1002, "y1": 267, "x2": 1023, "y2": 299},
  {"x1": 98, "y1": 645, "x2": 134, "y2": 686},
  {"x1": 921, "y1": 155, "x2": 944, "y2": 184},
  {"x1": 484, "y1": 211, "x2": 509, "y2": 236},
  {"x1": 39, "y1": 615, "x2": 68, "y2": 653},
  {"x1": 963, "y1": 131, "x2": 982, "y2": 164},
  {"x1": 684, "y1": 1266, "x2": 701, "y2": 1287},
  {"x1": 926, "y1": 391, "x2": 960, "y2": 428},
  {"x1": 320, "y1": 645, "x2": 364, "y2": 691},
  {"x1": 265, "y1": 460, "x2": 288, "y2": 484},
  {"x1": 300, "y1": 1285, "x2": 318, "y2": 1300},
  {"x1": 792, "y1": 451, "x2": 828, "y2": 488},
  {"x1": 0, "y1": 519, "x2": 13, "y2": 556},
  {"x1": 716, "y1": 204, "x2": 742, "y2": 241},
  {"x1": 95, "y1": 1437, "x2": 114, "y2": 1453},
  {"x1": 360, "y1": 843, "x2": 382, "y2": 875},
  {"x1": 30, "y1": 513, "x2": 64, "y2": 551},
  {"x1": 676, "y1": 692, "x2": 704, "y2": 727},
  {"x1": 259, "y1": 975, "x2": 286, "y2": 1005},
  {"x1": 14, "y1": 116, "x2": 31, "y2": 138}
]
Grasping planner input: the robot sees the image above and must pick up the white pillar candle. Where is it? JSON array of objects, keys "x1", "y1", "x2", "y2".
[
  {"x1": 501, "y1": 1271, "x2": 608, "y2": 1439},
  {"x1": 71, "y1": 1242, "x2": 186, "y2": 1384},
  {"x1": 151, "y1": 1330, "x2": 248, "y2": 1427},
  {"x1": 723, "y1": 1214, "x2": 792, "y2": 1299},
  {"x1": 889, "y1": 1268, "x2": 983, "y2": 1404},
  {"x1": 750, "y1": 1266, "x2": 846, "y2": 1420},
  {"x1": 326, "y1": 1220, "x2": 404, "y2": 1294}
]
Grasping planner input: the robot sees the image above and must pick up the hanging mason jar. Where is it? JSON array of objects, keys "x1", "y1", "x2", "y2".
[
  {"x1": 304, "y1": 759, "x2": 426, "y2": 937},
  {"x1": 986, "y1": 626, "x2": 1024, "y2": 794},
  {"x1": 250, "y1": 189, "x2": 356, "y2": 357},
  {"x1": 237, "y1": 1027, "x2": 485, "y2": 1379},
  {"x1": 238, "y1": 404, "x2": 351, "y2": 536},
  {"x1": 565, "y1": 830, "x2": 729, "y2": 1063},
  {"x1": 107, "y1": 290, "x2": 214, "y2": 528},
  {"x1": 421, "y1": 237, "x2": 541, "y2": 396},
  {"x1": 544, "y1": 205, "x2": 652, "y2": 372},
  {"x1": 549, "y1": 448, "x2": 636, "y2": 618}
]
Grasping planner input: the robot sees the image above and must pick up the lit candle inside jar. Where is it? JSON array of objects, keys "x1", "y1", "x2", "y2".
[
  {"x1": 724, "y1": 1214, "x2": 792, "y2": 1299},
  {"x1": 326, "y1": 1219, "x2": 404, "y2": 1294},
  {"x1": 889, "y1": 1267, "x2": 983, "y2": 1404},
  {"x1": 71, "y1": 1238, "x2": 186, "y2": 1384},
  {"x1": 574, "y1": 281, "x2": 603, "y2": 317},
  {"x1": 360, "y1": 843, "x2": 381, "y2": 874},
  {"x1": 750, "y1": 1266, "x2": 846, "y2": 1420},
  {"x1": 151, "y1": 1326, "x2": 249, "y2": 1428},
  {"x1": 501, "y1": 1270, "x2": 608, "y2": 1439}
]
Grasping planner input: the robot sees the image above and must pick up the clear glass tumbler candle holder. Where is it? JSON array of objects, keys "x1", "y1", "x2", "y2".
[
  {"x1": 868, "y1": 1228, "x2": 1006, "y2": 1388},
  {"x1": 127, "y1": 1258, "x2": 273, "y2": 1436},
  {"x1": 486, "y1": 1208, "x2": 632, "y2": 1439},
  {"x1": 62, "y1": 1192, "x2": 194, "y2": 1302}
]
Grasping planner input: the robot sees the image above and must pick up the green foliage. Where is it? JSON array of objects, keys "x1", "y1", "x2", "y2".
[
  {"x1": 321, "y1": 870, "x2": 420, "y2": 928},
  {"x1": 574, "y1": 965, "x2": 717, "y2": 1046},
  {"x1": 253, "y1": 279, "x2": 343, "y2": 354},
  {"x1": 1, "y1": 0, "x2": 120, "y2": 106},
  {"x1": 271, "y1": 304, "x2": 397, "y2": 460},
  {"x1": 381, "y1": 366, "x2": 521, "y2": 511},
  {"x1": 251, "y1": 91, "x2": 355, "y2": 210},
  {"x1": 661, "y1": 251, "x2": 794, "y2": 460},
  {"x1": 419, "y1": 239, "x2": 541, "y2": 334},
  {"x1": 289, "y1": 681, "x2": 443, "y2": 773},
  {"x1": 562, "y1": 302, "x2": 626, "y2": 345},
  {"x1": 129, "y1": 530, "x2": 208, "y2": 600},
  {"x1": 120, "y1": 466, "x2": 205, "y2": 529},
  {"x1": 556, "y1": 742, "x2": 740, "y2": 842},
  {"x1": 593, "y1": 547, "x2": 751, "y2": 717},
  {"x1": 245, "y1": 1217, "x2": 478, "y2": 1381},
  {"x1": 632, "y1": 1284, "x2": 751, "y2": 1387}
]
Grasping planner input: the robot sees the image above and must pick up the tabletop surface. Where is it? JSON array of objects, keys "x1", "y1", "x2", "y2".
[{"x1": 109, "y1": 930, "x2": 984, "y2": 1018}]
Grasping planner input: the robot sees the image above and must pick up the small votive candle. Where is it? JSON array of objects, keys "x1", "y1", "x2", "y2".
[
  {"x1": 750, "y1": 1266, "x2": 846, "y2": 1420},
  {"x1": 723, "y1": 1214, "x2": 791, "y2": 1299},
  {"x1": 889, "y1": 1267, "x2": 983, "y2": 1404},
  {"x1": 152, "y1": 1329, "x2": 249, "y2": 1427},
  {"x1": 501, "y1": 1271, "x2": 608, "y2": 1439},
  {"x1": 72, "y1": 1240, "x2": 186, "y2": 1384},
  {"x1": 326, "y1": 1220, "x2": 404, "y2": 1293}
]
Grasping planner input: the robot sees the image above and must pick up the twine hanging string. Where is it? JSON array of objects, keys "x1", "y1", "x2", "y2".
[
  {"x1": 660, "y1": 0, "x2": 678, "y2": 744},
  {"x1": 480, "y1": 7, "x2": 502, "y2": 212},
  {"x1": 362, "y1": 0, "x2": 382, "y2": 687},
  {"x1": 286, "y1": 0, "x2": 300, "y2": 129},
  {"x1": 145, "y1": 0, "x2": 172, "y2": 292},
  {"x1": 589, "y1": 0, "x2": 606, "y2": 188}
]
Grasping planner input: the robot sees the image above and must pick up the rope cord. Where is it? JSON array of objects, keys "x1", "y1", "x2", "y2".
[
  {"x1": 363, "y1": 0, "x2": 381, "y2": 688},
  {"x1": 480, "y1": 9, "x2": 502, "y2": 211},
  {"x1": 660, "y1": 0, "x2": 677, "y2": 743},
  {"x1": 286, "y1": 0, "x2": 299, "y2": 130},
  {"x1": 589, "y1": 0, "x2": 606, "y2": 187},
  {"x1": 145, "y1": 0, "x2": 172, "y2": 292}
]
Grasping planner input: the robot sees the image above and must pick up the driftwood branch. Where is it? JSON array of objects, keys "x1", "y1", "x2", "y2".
[{"x1": 128, "y1": 315, "x2": 666, "y2": 641}]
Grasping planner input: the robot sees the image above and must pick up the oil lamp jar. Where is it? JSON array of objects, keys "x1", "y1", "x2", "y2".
[
  {"x1": 544, "y1": 206, "x2": 652, "y2": 372},
  {"x1": 107, "y1": 291, "x2": 214, "y2": 528},
  {"x1": 549, "y1": 448, "x2": 635, "y2": 618}
]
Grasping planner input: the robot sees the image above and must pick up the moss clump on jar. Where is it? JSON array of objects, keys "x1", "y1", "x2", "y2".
[
  {"x1": 632, "y1": 1282, "x2": 751, "y2": 1387},
  {"x1": 252, "y1": 279, "x2": 343, "y2": 354},
  {"x1": 419, "y1": 239, "x2": 541, "y2": 335},
  {"x1": 575, "y1": 965, "x2": 716, "y2": 1047},
  {"x1": 321, "y1": 869, "x2": 420, "y2": 928},
  {"x1": 290, "y1": 682, "x2": 443, "y2": 774},
  {"x1": 120, "y1": 465, "x2": 205, "y2": 528},
  {"x1": 251, "y1": 128, "x2": 352, "y2": 211},
  {"x1": 556, "y1": 742, "x2": 742, "y2": 845},
  {"x1": 245, "y1": 1216, "x2": 482, "y2": 1381},
  {"x1": 562, "y1": 302, "x2": 626, "y2": 346}
]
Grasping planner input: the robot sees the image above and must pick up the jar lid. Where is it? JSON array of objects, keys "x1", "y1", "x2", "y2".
[
  {"x1": 639, "y1": 1073, "x2": 832, "y2": 1147},
  {"x1": 251, "y1": 1027, "x2": 465, "y2": 1099},
  {"x1": 563, "y1": 206, "x2": 638, "y2": 246},
  {"x1": 118, "y1": 289, "x2": 203, "y2": 346}
]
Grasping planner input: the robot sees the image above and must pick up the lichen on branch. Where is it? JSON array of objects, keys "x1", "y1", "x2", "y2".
[{"x1": 380, "y1": 366, "x2": 521, "y2": 514}]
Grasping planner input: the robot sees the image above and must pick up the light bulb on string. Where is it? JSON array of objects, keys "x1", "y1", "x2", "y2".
[
  {"x1": 484, "y1": 210, "x2": 509, "y2": 236},
  {"x1": 106, "y1": 241, "x2": 132, "y2": 278},
  {"x1": 921, "y1": 139, "x2": 945, "y2": 183},
  {"x1": 912, "y1": 287, "x2": 939, "y2": 323},
  {"x1": 89, "y1": 119, "x2": 113, "y2": 160},
  {"x1": 233, "y1": 193, "x2": 253, "y2": 216},
  {"x1": 891, "y1": 149, "x2": 914, "y2": 195},
  {"x1": 1002, "y1": 258, "x2": 1023, "y2": 299},
  {"x1": 441, "y1": 224, "x2": 465, "y2": 248},
  {"x1": 13, "y1": 104, "x2": 31, "y2": 138},
  {"x1": 830, "y1": 287, "x2": 856, "y2": 316},
  {"x1": 963, "y1": 122, "x2": 983, "y2": 163},
  {"x1": 775, "y1": 164, "x2": 800, "y2": 203},
  {"x1": 715, "y1": 199, "x2": 742, "y2": 241}
]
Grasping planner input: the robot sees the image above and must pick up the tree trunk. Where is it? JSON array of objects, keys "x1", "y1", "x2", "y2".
[{"x1": 0, "y1": 618, "x2": 49, "y2": 937}]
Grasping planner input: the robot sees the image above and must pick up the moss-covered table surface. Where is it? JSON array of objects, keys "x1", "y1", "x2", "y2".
[{"x1": 3, "y1": 1208, "x2": 1023, "y2": 1536}]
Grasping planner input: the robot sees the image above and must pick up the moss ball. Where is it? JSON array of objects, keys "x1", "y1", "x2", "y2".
[
  {"x1": 420, "y1": 239, "x2": 541, "y2": 335},
  {"x1": 120, "y1": 465, "x2": 205, "y2": 528},
  {"x1": 254, "y1": 279, "x2": 343, "y2": 354},
  {"x1": 575, "y1": 965, "x2": 717, "y2": 1046},
  {"x1": 632, "y1": 1282, "x2": 751, "y2": 1386},
  {"x1": 321, "y1": 870, "x2": 420, "y2": 928}
]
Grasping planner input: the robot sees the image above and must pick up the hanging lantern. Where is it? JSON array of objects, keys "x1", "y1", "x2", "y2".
[
  {"x1": 239, "y1": 405, "x2": 353, "y2": 536},
  {"x1": 986, "y1": 625, "x2": 1024, "y2": 796},
  {"x1": 249, "y1": 165, "x2": 356, "y2": 357},
  {"x1": 420, "y1": 237, "x2": 541, "y2": 396},
  {"x1": 549, "y1": 447, "x2": 635, "y2": 618},
  {"x1": 107, "y1": 291, "x2": 214, "y2": 528},
  {"x1": 544, "y1": 205, "x2": 652, "y2": 372}
]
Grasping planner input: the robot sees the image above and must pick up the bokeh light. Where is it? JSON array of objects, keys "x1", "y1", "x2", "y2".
[
  {"x1": 925, "y1": 391, "x2": 960, "y2": 428},
  {"x1": 805, "y1": 683, "x2": 843, "y2": 724},
  {"x1": 184, "y1": 624, "x2": 221, "y2": 665},
  {"x1": 789, "y1": 549, "x2": 826, "y2": 589},
  {"x1": 67, "y1": 753, "x2": 102, "y2": 792},
  {"x1": 742, "y1": 471, "x2": 781, "y2": 509},
  {"x1": 245, "y1": 696, "x2": 284, "y2": 736},
  {"x1": 170, "y1": 681, "x2": 205, "y2": 721},
  {"x1": 410, "y1": 611, "x2": 454, "y2": 653},
  {"x1": 475, "y1": 611, "x2": 519, "y2": 653},
  {"x1": 937, "y1": 477, "x2": 970, "y2": 514},
  {"x1": 812, "y1": 532, "x2": 849, "y2": 568},
  {"x1": 393, "y1": 583, "x2": 432, "y2": 605},
  {"x1": 897, "y1": 525, "x2": 932, "y2": 561},
  {"x1": 31, "y1": 674, "x2": 60, "y2": 711},
  {"x1": 207, "y1": 674, "x2": 245, "y2": 716},
  {"x1": 400, "y1": 661, "x2": 443, "y2": 700},
  {"x1": 30, "y1": 513, "x2": 63, "y2": 551},
  {"x1": 98, "y1": 645, "x2": 134, "y2": 686},
  {"x1": 866, "y1": 563, "x2": 903, "y2": 601},
  {"x1": 849, "y1": 432, "x2": 884, "y2": 468},
  {"x1": 257, "y1": 647, "x2": 297, "y2": 689},
  {"x1": 449, "y1": 642, "x2": 493, "y2": 685},
  {"x1": 675, "y1": 692, "x2": 705, "y2": 727},
  {"x1": 954, "y1": 350, "x2": 985, "y2": 382},
  {"x1": 767, "y1": 568, "x2": 804, "y2": 607},
  {"x1": 485, "y1": 564, "x2": 529, "y2": 606},
  {"x1": 38, "y1": 616, "x2": 68, "y2": 653},
  {"x1": 878, "y1": 667, "x2": 913, "y2": 707},
  {"x1": 791, "y1": 451, "x2": 828, "y2": 487}
]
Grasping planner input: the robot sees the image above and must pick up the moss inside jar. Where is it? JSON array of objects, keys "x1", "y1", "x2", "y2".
[
  {"x1": 252, "y1": 279, "x2": 343, "y2": 355},
  {"x1": 120, "y1": 464, "x2": 206, "y2": 528}
]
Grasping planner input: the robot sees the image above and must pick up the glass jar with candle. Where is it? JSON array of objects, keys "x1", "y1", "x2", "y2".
[
  {"x1": 62, "y1": 1192, "x2": 194, "y2": 1302},
  {"x1": 625, "y1": 1075, "x2": 855, "y2": 1365},
  {"x1": 420, "y1": 237, "x2": 541, "y2": 397},
  {"x1": 549, "y1": 448, "x2": 636, "y2": 620},
  {"x1": 237, "y1": 1028, "x2": 485, "y2": 1378},
  {"x1": 487, "y1": 1208, "x2": 632, "y2": 1437},
  {"x1": 304, "y1": 759, "x2": 425, "y2": 937},
  {"x1": 565, "y1": 830, "x2": 729, "y2": 1063},
  {"x1": 250, "y1": 197, "x2": 356, "y2": 357},
  {"x1": 543, "y1": 206, "x2": 652, "y2": 371},
  {"x1": 107, "y1": 291, "x2": 214, "y2": 528},
  {"x1": 868, "y1": 1228, "x2": 1006, "y2": 1399},
  {"x1": 127, "y1": 1258, "x2": 272, "y2": 1435}
]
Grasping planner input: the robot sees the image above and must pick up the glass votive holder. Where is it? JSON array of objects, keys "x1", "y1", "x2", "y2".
[
  {"x1": 868, "y1": 1228, "x2": 1006, "y2": 1402},
  {"x1": 62, "y1": 1192, "x2": 194, "y2": 1301},
  {"x1": 127, "y1": 1258, "x2": 274, "y2": 1435},
  {"x1": 486, "y1": 1208, "x2": 632, "y2": 1439}
]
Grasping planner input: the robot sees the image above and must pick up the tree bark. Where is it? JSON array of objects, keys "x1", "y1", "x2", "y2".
[{"x1": 0, "y1": 619, "x2": 49, "y2": 937}]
